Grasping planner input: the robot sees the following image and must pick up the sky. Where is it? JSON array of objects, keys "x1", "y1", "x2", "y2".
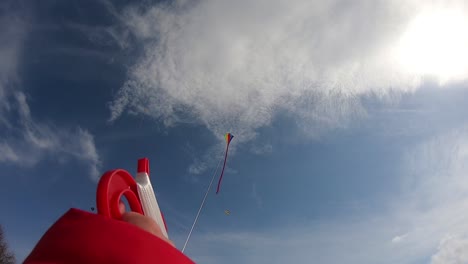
[{"x1": 1, "y1": 0, "x2": 468, "y2": 263}]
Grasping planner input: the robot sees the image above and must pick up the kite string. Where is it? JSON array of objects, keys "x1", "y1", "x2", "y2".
[{"x1": 182, "y1": 155, "x2": 223, "y2": 253}]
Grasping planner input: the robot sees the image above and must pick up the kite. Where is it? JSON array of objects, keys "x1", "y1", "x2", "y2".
[
  {"x1": 183, "y1": 133, "x2": 235, "y2": 252},
  {"x1": 216, "y1": 133, "x2": 234, "y2": 194}
]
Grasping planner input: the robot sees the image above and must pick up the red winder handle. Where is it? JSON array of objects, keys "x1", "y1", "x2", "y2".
[{"x1": 96, "y1": 169, "x2": 144, "y2": 219}]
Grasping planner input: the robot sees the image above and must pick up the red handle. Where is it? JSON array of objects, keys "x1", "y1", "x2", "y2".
[{"x1": 96, "y1": 169, "x2": 144, "y2": 219}]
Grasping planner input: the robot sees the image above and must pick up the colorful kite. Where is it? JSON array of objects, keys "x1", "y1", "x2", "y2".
[
  {"x1": 183, "y1": 133, "x2": 235, "y2": 252},
  {"x1": 216, "y1": 133, "x2": 234, "y2": 194}
]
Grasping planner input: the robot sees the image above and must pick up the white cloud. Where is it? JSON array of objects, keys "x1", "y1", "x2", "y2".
[
  {"x1": 251, "y1": 183, "x2": 262, "y2": 208},
  {"x1": 401, "y1": 127, "x2": 468, "y2": 208},
  {"x1": 0, "y1": 6, "x2": 24, "y2": 120},
  {"x1": 0, "y1": 142, "x2": 20, "y2": 162},
  {"x1": 391, "y1": 233, "x2": 408, "y2": 244},
  {"x1": 0, "y1": 8, "x2": 101, "y2": 180},
  {"x1": 0, "y1": 92, "x2": 102, "y2": 180},
  {"x1": 431, "y1": 235, "x2": 468, "y2": 264},
  {"x1": 250, "y1": 143, "x2": 272, "y2": 155},
  {"x1": 188, "y1": 160, "x2": 208, "y2": 175},
  {"x1": 379, "y1": 126, "x2": 468, "y2": 262},
  {"x1": 184, "y1": 138, "x2": 239, "y2": 177},
  {"x1": 109, "y1": 0, "x2": 468, "y2": 143},
  {"x1": 185, "y1": 143, "x2": 224, "y2": 177}
]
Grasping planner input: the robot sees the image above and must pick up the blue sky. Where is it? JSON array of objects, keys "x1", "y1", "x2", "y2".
[{"x1": 1, "y1": 0, "x2": 468, "y2": 263}]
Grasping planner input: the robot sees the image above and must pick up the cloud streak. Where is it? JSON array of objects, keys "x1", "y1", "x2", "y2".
[
  {"x1": 109, "y1": 0, "x2": 468, "y2": 143},
  {"x1": 0, "y1": 5, "x2": 101, "y2": 180}
]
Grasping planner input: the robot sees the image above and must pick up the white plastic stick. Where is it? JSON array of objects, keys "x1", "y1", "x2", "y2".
[{"x1": 135, "y1": 158, "x2": 169, "y2": 239}]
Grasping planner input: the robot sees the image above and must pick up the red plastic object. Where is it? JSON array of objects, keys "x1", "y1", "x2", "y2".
[
  {"x1": 23, "y1": 208, "x2": 195, "y2": 264},
  {"x1": 96, "y1": 169, "x2": 144, "y2": 219},
  {"x1": 137, "y1": 158, "x2": 150, "y2": 174}
]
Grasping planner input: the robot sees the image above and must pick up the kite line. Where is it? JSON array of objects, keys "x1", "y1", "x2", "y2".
[
  {"x1": 182, "y1": 154, "x2": 223, "y2": 253},
  {"x1": 182, "y1": 133, "x2": 234, "y2": 253}
]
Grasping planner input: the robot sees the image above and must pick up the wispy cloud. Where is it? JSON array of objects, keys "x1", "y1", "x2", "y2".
[
  {"x1": 186, "y1": 219, "x2": 421, "y2": 264},
  {"x1": 0, "y1": 93, "x2": 102, "y2": 180},
  {"x1": 0, "y1": 3, "x2": 24, "y2": 113},
  {"x1": 0, "y1": 7, "x2": 101, "y2": 180},
  {"x1": 391, "y1": 233, "x2": 409, "y2": 244},
  {"x1": 180, "y1": 126, "x2": 468, "y2": 263},
  {"x1": 0, "y1": 142, "x2": 20, "y2": 162},
  {"x1": 185, "y1": 142, "x2": 224, "y2": 177},
  {"x1": 431, "y1": 235, "x2": 468, "y2": 264},
  {"x1": 251, "y1": 183, "x2": 262, "y2": 208},
  {"x1": 184, "y1": 138, "x2": 239, "y2": 177},
  {"x1": 109, "y1": 0, "x2": 468, "y2": 144},
  {"x1": 250, "y1": 143, "x2": 272, "y2": 155},
  {"x1": 188, "y1": 161, "x2": 208, "y2": 176}
]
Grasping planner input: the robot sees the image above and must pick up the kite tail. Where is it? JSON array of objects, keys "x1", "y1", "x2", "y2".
[{"x1": 216, "y1": 142, "x2": 231, "y2": 194}]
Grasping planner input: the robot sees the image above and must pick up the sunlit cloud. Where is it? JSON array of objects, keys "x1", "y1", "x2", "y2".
[
  {"x1": 395, "y1": 5, "x2": 468, "y2": 84},
  {"x1": 109, "y1": 0, "x2": 468, "y2": 143}
]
